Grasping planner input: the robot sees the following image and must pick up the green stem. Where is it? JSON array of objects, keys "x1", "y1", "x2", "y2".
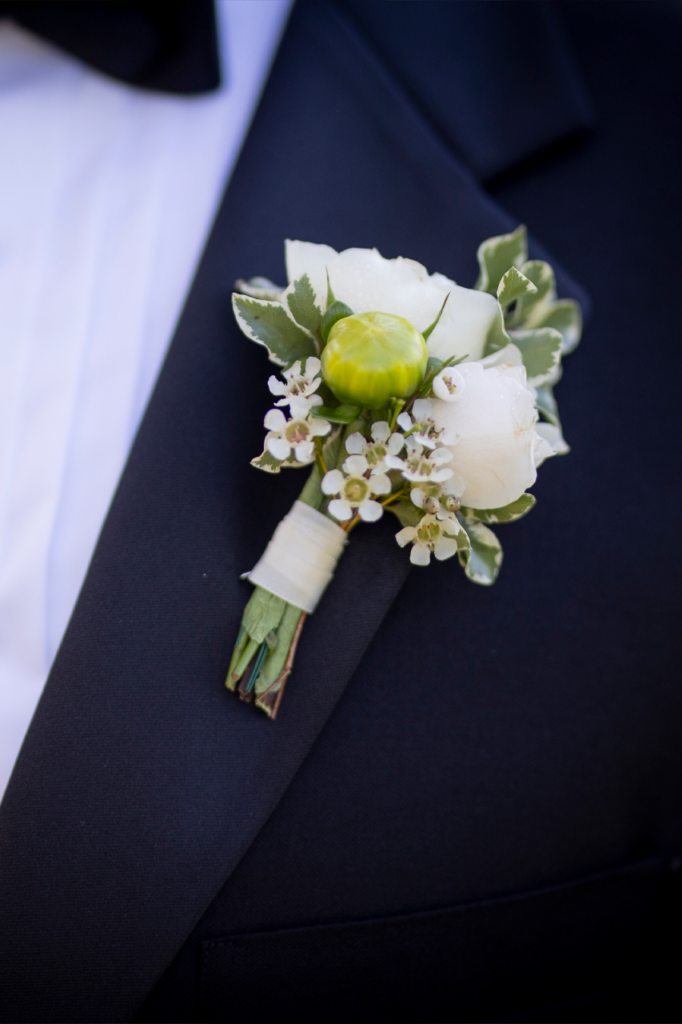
[
  {"x1": 232, "y1": 637, "x2": 259, "y2": 682},
  {"x1": 314, "y1": 435, "x2": 328, "y2": 477}
]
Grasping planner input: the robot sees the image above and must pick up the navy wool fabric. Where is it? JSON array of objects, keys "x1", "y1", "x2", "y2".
[{"x1": 0, "y1": 3, "x2": 680, "y2": 1023}]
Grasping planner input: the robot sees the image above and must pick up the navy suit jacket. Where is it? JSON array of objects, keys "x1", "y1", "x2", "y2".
[{"x1": 0, "y1": 3, "x2": 680, "y2": 1021}]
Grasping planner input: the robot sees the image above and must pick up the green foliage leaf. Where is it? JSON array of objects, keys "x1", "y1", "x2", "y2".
[
  {"x1": 456, "y1": 516, "x2": 503, "y2": 585},
  {"x1": 461, "y1": 493, "x2": 536, "y2": 524},
  {"x1": 527, "y1": 299, "x2": 582, "y2": 354},
  {"x1": 475, "y1": 225, "x2": 528, "y2": 294},
  {"x1": 421, "y1": 292, "x2": 450, "y2": 341},
  {"x1": 232, "y1": 294, "x2": 317, "y2": 366},
  {"x1": 497, "y1": 266, "x2": 537, "y2": 309},
  {"x1": 508, "y1": 327, "x2": 563, "y2": 385},
  {"x1": 316, "y1": 403, "x2": 362, "y2": 424},
  {"x1": 321, "y1": 300, "x2": 354, "y2": 344},
  {"x1": 286, "y1": 274, "x2": 323, "y2": 334},
  {"x1": 388, "y1": 500, "x2": 422, "y2": 529},
  {"x1": 242, "y1": 587, "x2": 288, "y2": 644}
]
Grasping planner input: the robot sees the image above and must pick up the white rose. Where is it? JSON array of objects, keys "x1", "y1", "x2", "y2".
[
  {"x1": 285, "y1": 240, "x2": 499, "y2": 362},
  {"x1": 430, "y1": 361, "x2": 543, "y2": 509}
]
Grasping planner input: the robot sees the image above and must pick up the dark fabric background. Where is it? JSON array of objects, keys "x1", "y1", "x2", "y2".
[
  {"x1": 139, "y1": 3, "x2": 682, "y2": 1021},
  {"x1": 0, "y1": 2, "x2": 680, "y2": 1023}
]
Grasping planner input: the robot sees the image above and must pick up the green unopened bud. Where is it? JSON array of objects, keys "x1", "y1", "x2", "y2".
[{"x1": 321, "y1": 312, "x2": 428, "y2": 410}]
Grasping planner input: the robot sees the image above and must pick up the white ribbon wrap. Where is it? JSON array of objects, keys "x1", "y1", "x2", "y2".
[{"x1": 246, "y1": 500, "x2": 347, "y2": 614}]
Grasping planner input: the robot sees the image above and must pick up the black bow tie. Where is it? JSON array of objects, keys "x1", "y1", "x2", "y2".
[{"x1": 0, "y1": 1, "x2": 220, "y2": 94}]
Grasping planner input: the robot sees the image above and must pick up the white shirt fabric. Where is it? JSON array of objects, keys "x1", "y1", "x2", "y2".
[{"x1": 0, "y1": 0, "x2": 293, "y2": 802}]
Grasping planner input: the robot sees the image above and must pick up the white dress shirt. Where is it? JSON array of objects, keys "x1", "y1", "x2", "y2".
[{"x1": 0, "y1": 0, "x2": 293, "y2": 802}]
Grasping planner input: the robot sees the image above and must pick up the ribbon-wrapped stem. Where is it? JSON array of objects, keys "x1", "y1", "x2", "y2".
[{"x1": 226, "y1": 436, "x2": 349, "y2": 717}]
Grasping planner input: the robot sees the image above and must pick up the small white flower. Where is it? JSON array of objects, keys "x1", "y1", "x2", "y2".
[
  {"x1": 432, "y1": 366, "x2": 465, "y2": 402},
  {"x1": 268, "y1": 357, "x2": 323, "y2": 418},
  {"x1": 263, "y1": 407, "x2": 331, "y2": 464},
  {"x1": 385, "y1": 438, "x2": 460, "y2": 490},
  {"x1": 395, "y1": 513, "x2": 462, "y2": 566},
  {"x1": 395, "y1": 398, "x2": 456, "y2": 449},
  {"x1": 321, "y1": 454, "x2": 392, "y2": 522},
  {"x1": 344, "y1": 420, "x2": 404, "y2": 473}
]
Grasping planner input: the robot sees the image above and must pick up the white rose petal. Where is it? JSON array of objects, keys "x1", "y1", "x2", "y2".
[
  {"x1": 429, "y1": 361, "x2": 540, "y2": 509},
  {"x1": 285, "y1": 241, "x2": 499, "y2": 362}
]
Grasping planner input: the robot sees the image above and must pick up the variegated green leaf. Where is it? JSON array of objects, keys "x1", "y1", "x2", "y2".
[
  {"x1": 250, "y1": 448, "x2": 298, "y2": 474},
  {"x1": 232, "y1": 294, "x2": 317, "y2": 366},
  {"x1": 461, "y1": 493, "x2": 536, "y2": 525},
  {"x1": 483, "y1": 305, "x2": 512, "y2": 356},
  {"x1": 534, "y1": 384, "x2": 560, "y2": 427},
  {"x1": 526, "y1": 299, "x2": 582, "y2": 354},
  {"x1": 456, "y1": 517, "x2": 503, "y2": 585},
  {"x1": 475, "y1": 225, "x2": 528, "y2": 294},
  {"x1": 514, "y1": 260, "x2": 556, "y2": 324},
  {"x1": 497, "y1": 266, "x2": 537, "y2": 310},
  {"x1": 286, "y1": 274, "x2": 323, "y2": 334},
  {"x1": 508, "y1": 327, "x2": 563, "y2": 386},
  {"x1": 234, "y1": 276, "x2": 284, "y2": 300}
]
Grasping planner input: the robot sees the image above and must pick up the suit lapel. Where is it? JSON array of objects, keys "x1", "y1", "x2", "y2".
[{"x1": 0, "y1": 2, "x2": 588, "y2": 1021}]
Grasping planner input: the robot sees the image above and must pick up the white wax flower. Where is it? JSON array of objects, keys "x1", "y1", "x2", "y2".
[
  {"x1": 321, "y1": 454, "x2": 392, "y2": 522},
  {"x1": 285, "y1": 240, "x2": 499, "y2": 362},
  {"x1": 267, "y1": 357, "x2": 323, "y2": 418},
  {"x1": 432, "y1": 366, "x2": 466, "y2": 402},
  {"x1": 344, "y1": 420, "x2": 404, "y2": 474},
  {"x1": 395, "y1": 513, "x2": 461, "y2": 566},
  {"x1": 264, "y1": 407, "x2": 331, "y2": 464},
  {"x1": 429, "y1": 361, "x2": 544, "y2": 509}
]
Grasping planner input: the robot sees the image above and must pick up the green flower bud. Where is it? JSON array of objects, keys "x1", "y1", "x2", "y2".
[{"x1": 321, "y1": 311, "x2": 428, "y2": 410}]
